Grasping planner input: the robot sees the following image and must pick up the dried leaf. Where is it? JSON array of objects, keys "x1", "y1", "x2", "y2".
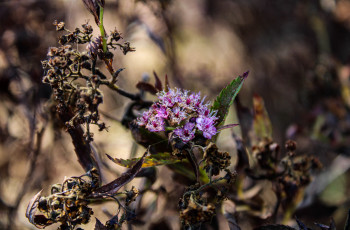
[
  {"x1": 95, "y1": 218, "x2": 107, "y2": 230},
  {"x1": 96, "y1": 0, "x2": 105, "y2": 7},
  {"x1": 164, "y1": 74, "x2": 170, "y2": 92},
  {"x1": 232, "y1": 134, "x2": 250, "y2": 172},
  {"x1": 153, "y1": 71, "x2": 163, "y2": 91},
  {"x1": 252, "y1": 94, "x2": 272, "y2": 140},
  {"x1": 211, "y1": 71, "x2": 248, "y2": 128},
  {"x1": 68, "y1": 125, "x2": 99, "y2": 173},
  {"x1": 107, "y1": 152, "x2": 181, "y2": 168},
  {"x1": 82, "y1": 0, "x2": 100, "y2": 24},
  {"x1": 234, "y1": 96, "x2": 253, "y2": 144},
  {"x1": 90, "y1": 151, "x2": 148, "y2": 198},
  {"x1": 26, "y1": 190, "x2": 42, "y2": 223},
  {"x1": 106, "y1": 215, "x2": 119, "y2": 227},
  {"x1": 136, "y1": 82, "x2": 158, "y2": 95},
  {"x1": 25, "y1": 190, "x2": 51, "y2": 229}
]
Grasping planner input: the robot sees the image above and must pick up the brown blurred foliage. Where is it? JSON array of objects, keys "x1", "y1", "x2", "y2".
[{"x1": 2, "y1": 0, "x2": 350, "y2": 229}]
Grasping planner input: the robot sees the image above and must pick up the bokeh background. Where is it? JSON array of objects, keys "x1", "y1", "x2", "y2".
[{"x1": 2, "y1": 0, "x2": 350, "y2": 229}]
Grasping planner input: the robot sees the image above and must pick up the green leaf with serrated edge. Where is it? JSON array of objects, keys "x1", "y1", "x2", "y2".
[
  {"x1": 211, "y1": 71, "x2": 249, "y2": 128},
  {"x1": 107, "y1": 152, "x2": 182, "y2": 168}
]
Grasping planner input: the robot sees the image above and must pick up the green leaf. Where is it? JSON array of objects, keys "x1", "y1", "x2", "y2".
[
  {"x1": 109, "y1": 153, "x2": 210, "y2": 184},
  {"x1": 211, "y1": 71, "x2": 248, "y2": 128},
  {"x1": 107, "y1": 152, "x2": 182, "y2": 168}
]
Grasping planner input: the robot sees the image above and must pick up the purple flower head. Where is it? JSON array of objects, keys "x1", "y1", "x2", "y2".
[
  {"x1": 135, "y1": 87, "x2": 220, "y2": 142},
  {"x1": 174, "y1": 122, "x2": 196, "y2": 142}
]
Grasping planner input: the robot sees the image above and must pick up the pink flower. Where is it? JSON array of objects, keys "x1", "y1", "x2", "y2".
[
  {"x1": 136, "y1": 87, "x2": 219, "y2": 142},
  {"x1": 145, "y1": 116, "x2": 165, "y2": 132},
  {"x1": 188, "y1": 92, "x2": 201, "y2": 107},
  {"x1": 196, "y1": 115, "x2": 217, "y2": 139},
  {"x1": 156, "y1": 106, "x2": 169, "y2": 119},
  {"x1": 197, "y1": 106, "x2": 210, "y2": 116},
  {"x1": 169, "y1": 107, "x2": 187, "y2": 125},
  {"x1": 137, "y1": 111, "x2": 150, "y2": 126},
  {"x1": 174, "y1": 122, "x2": 196, "y2": 142}
]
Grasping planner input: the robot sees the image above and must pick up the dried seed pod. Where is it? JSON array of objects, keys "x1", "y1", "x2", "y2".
[
  {"x1": 82, "y1": 22, "x2": 93, "y2": 34},
  {"x1": 53, "y1": 20, "x2": 65, "y2": 31},
  {"x1": 111, "y1": 28, "x2": 122, "y2": 42},
  {"x1": 125, "y1": 186, "x2": 139, "y2": 206},
  {"x1": 203, "y1": 142, "x2": 231, "y2": 176},
  {"x1": 179, "y1": 194, "x2": 215, "y2": 227},
  {"x1": 285, "y1": 139, "x2": 297, "y2": 152}
]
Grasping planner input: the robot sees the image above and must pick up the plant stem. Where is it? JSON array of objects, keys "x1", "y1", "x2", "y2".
[
  {"x1": 183, "y1": 176, "x2": 226, "y2": 199},
  {"x1": 99, "y1": 7, "x2": 107, "y2": 53},
  {"x1": 107, "y1": 83, "x2": 140, "y2": 101}
]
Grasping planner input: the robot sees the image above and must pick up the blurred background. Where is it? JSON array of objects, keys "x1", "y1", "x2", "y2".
[{"x1": 2, "y1": 0, "x2": 350, "y2": 229}]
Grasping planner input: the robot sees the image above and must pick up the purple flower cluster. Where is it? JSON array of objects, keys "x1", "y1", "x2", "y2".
[{"x1": 136, "y1": 88, "x2": 219, "y2": 142}]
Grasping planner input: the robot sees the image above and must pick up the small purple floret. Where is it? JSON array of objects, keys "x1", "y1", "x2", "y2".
[
  {"x1": 137, "y1": 111, "x2": 150, "y2": 126},
  {"x1": 156, "y1": 106, "x2": 169, "y2": 119},
  {"x1": 196, "y1": 115, "x2": 217, "y2": 139},
  {"x1": 146, "y1": 116, "x2": 165, "y2": 132},
  {"x1": 174, "y1": 122, "x2": 196, "y2": 142}
]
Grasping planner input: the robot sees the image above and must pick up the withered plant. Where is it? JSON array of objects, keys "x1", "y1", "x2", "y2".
[{"x1": 24, "y1": 1, "x2": 326, "y2": 230}]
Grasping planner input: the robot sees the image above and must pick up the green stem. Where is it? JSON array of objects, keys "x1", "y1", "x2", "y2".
[
  {"x1": 99, "y1": 7, "x2": 107, "y2": 53},
  {"x1": 165, "y1": 127, "x2": 176, "y2": 131}
]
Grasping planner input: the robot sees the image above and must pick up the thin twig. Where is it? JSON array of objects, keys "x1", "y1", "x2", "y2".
[
  {"x1": 106, "y1": 83, "x2": 140, "y2": 101},
  {"x1": 182, "y1": 176, "x2": 227, "y2": 199}
]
